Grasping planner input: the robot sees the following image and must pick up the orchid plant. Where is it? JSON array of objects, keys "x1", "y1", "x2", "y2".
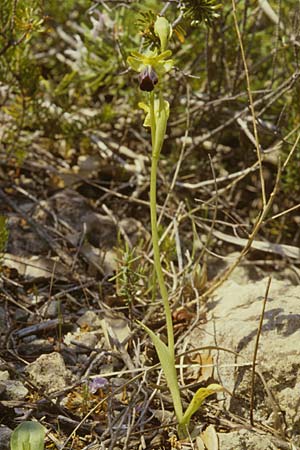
[{"x1": 127, "y1": 16, "x2": 223, "y2": 439}]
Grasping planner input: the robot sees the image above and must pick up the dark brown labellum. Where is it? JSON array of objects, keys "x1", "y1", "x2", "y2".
[{"x1": 138, "y1": 66, "x2": 158, "y2": 92}]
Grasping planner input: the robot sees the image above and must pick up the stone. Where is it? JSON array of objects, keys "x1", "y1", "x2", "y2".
[
  {"x1": 77, "y1": 310, "x2": 102, "y2": 329},
  {"x1": 64, "y1": 329, "x2": 98, "y2": 353},
  {"x1": 41, "y1": 300, "x2": 60, "y2": 319},
  {"x1": 217, "y1": 430, "x2": 277, "y2": 450},
  {"x1": 18, "y1": 338, "x2": 54, "y2": 357},
  {"x1": 191, "y1": 277, "x2": 300, "y2": 446},
  {"x1": 0, "y1": 425, "x2": 12, "y2": 450},
  {"x1": 14, "y1": 308, "x2": 29, "y2": 322},
  {"x1": 1, "y1": 380, "x2": 28, "y2": 400},
  {"x1": 0, "y1": 370, "x2": 9, "y2": 381},
  {"x1": 26, "y1": 352, "x2": 73, "y2": 394}
]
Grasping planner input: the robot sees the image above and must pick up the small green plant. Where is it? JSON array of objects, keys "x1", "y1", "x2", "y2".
[
  {"x1": 110, "y1": 239, "x2": 146, "y2": 319},
  {"x1": 127, "y1": 14, "x2": 223, "y2": 439},
  {"x1": 10, "y1": 421, "x2": 45, "y2": 450}
]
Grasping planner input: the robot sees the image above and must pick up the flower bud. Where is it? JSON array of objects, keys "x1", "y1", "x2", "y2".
[
  {"x1": 154, "y1": 16, "x2": 172, "y2": 52},
  {"x1": 138, "y1": 65, "x2": 158, "y2": 92}
]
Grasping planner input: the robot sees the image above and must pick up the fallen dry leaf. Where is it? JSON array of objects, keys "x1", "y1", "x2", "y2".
[
  {"x1": 196, "y1": 436, "x2": 206, "y2": 450},
  {"x1": 190, "y1": 352, "x2": 214, "y2": 382},
  {"x1": 201, "y1": 424, "x2": 219, "y2": 450}
]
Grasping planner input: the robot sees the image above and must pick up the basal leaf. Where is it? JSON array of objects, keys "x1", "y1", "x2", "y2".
[
  {"x1": 178, "y1": 384, "x2": 223, "y2": 438},
  {"x1": 10, "y1": 421, "x2": 45, "y2": 450},
  {"x1": 138, "y1": 321, "x2": 183, "y2": 422}
]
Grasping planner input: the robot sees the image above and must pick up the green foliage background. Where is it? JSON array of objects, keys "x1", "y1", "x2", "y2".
[{"x1": 1, "y1": 0, "x2": 300, "y2": 195}]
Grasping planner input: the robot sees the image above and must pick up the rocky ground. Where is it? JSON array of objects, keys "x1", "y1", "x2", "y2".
[{"x1": 1, "y1": 179, "x2": 300, "y2": 449}]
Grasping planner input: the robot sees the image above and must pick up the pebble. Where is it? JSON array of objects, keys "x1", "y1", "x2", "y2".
[{"x1": 0, "y1": 425, "x2": 12, "y2": 450}]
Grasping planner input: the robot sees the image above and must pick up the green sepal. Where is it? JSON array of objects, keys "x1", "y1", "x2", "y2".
[{"x1": 127, "y1": 49, "x2": 174, "y2": 77}]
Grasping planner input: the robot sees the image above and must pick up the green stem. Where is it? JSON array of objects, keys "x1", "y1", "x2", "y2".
[
  {"x1": 149, "y1": 92, "x2": 174, "y2": 357},
  {"x1": 150, "y1": 155, "x2": 175, "y2": 355}
]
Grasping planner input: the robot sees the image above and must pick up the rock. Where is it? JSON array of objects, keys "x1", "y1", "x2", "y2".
[
  {"x1": 26, "y1": 352, "x2": 73, "y2": 394},
  {"x1": 14, "y1": 308, "x2": 29, "y2": 322},
  {"x1": 0, "y1": 372, "x2": 9, "y2": 396},
  {"x1": 207, "y1": 252, "x2": 263, "y2": 284},
  {"x1": 33, "y1": 189, "x2": 93, "y2": 230},
  {"x1": 217, "y1": 430, "x2": 277, "y2": 449},
  {"x1": 0, "y1": 380, "x2": 28, "y2": 400},
  {"x1": 64, "y1": 329, "x2": 99, "y2": 353},
  {"x1": 0, "y1": 425, "x2": 12, "y2": 450},
  {"x1": 7, "y1": 217, "x2": 49, "y2": 255},
  {"x1": 41, "y1": 300, "x2": 60, "y2": 319},
  {"x1": 77, "y1": 311, "x2": 102, "y2": 329},
  {"x1": 84, "y1": 212, "x2": 117, "y2": 248},
  {"x1": 0, "y1": 370, "x2": 9, "y2": 381},
  {"x1": 18, "y1": 338, "x2": 54, "y2": 357},
  {"x1": 119, "y1": 217, "x2": 146, "y2": 246},
  {"x1": 192, "y1": 277, "x2": 300, "y2": 444}
]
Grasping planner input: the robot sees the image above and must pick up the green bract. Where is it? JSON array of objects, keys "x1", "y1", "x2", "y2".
[
  {"x1": 127, "y1": 50, "x2": 174, "y2": 78},
  {"x1": 138, "y1": 98, "x2": 169, "y2": 128},
  {"x1": 154, "y1": 16, "x2": 172, "y2": 52}
]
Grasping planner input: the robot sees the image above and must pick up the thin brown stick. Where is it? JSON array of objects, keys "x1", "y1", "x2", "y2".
[
  {"x1": 282, "y1": 130, "x2": 300, "y2": 171},
  {"x1": 265, "y1": 202, "x2": 300, "y2": 222},
  {"x1": 250, "y1": 276, "x2": 272, "y2": 426},
  {"x1": 231, "y1": 0, "x2": 266, "y2": 207},
  {"x1": 186, "y1": 160, "x2": 281, "y2": 308}
]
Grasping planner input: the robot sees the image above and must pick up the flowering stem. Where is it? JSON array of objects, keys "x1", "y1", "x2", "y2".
[{"x1": 149, "y1": 90, "x2": 183, "y2": 422}]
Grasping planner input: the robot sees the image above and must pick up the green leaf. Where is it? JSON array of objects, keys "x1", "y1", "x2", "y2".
[
  {"x1": 178, "y1": 384, "x2": 224, "y2": 438},
  {"x1": 54, "y1": 71, "x2": 77, "y2": 96},
  {"x1": 138, "y1": 321, "x2": 183, "y2": 422},
  {"x1": 10, "y1": 421, "x2": 45, "y2": 450}
]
